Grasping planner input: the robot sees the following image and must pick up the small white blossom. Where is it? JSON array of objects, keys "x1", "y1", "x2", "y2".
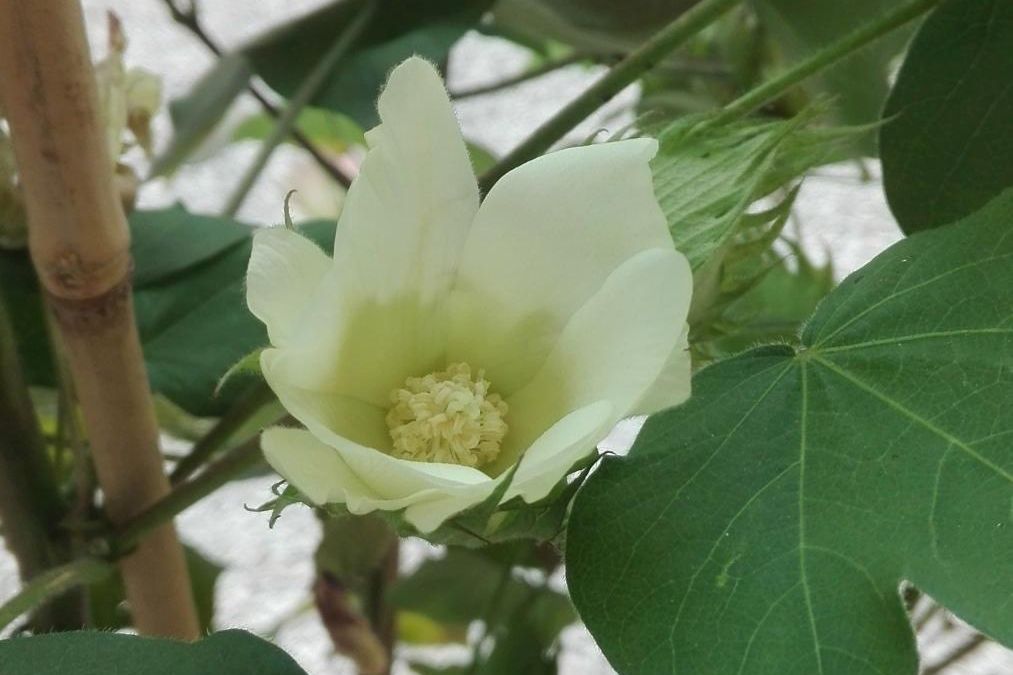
[{"x1": 247, "y1": 57, "x2": 692, "y2": 532}]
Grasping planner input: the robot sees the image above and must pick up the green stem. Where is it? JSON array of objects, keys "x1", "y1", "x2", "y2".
[
  {"x1": 0, "y1": 297, "x2": 63, "y2": 579},
  {"x1": 169, "y1": 381, "x2": 275, "y2": 484},
  {"x1": 110, "y1": 436, "x2": 264, "y2": 554},
  {"x1": 221, "y1": 0, "x2": 375, "y2": 217},
  {"x1": 707, "y1": 0, "x2": 940, "y2": 126},
  {"x1": 450, "y1": 53, "x2": 594, "y2": 99},
  {"x1": 477, "y1": 0, "x2": 740, "y2": 193},
  {"x1": 0, "y1": 558, "x2": 112, "y2": 633},
  {"x1": 160, "y1": 0, "x2": 353, "y2": 188},
  {"x1": 465, "y1": 558, "x2": 516, "y2": 675}
]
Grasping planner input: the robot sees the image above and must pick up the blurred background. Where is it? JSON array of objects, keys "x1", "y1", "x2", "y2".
[{"x1": 0, "y1": 1, "x2": 1009, "y2": 673}]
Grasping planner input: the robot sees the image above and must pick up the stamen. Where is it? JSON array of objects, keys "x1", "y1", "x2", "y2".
[{"x1": 386, "y1": 363, "x2": 508, "y2": 467}]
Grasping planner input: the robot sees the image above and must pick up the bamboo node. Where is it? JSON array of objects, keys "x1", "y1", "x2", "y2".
[{"x1": 45, "y1": 264, "x2": 133, "y2": 334}]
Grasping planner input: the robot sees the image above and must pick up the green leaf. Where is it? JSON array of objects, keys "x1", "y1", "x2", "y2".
[
  {"x1": 0, "y1": 208, "x2": 336, "y2": 416},
  {"x1": 150, "y1": 53, "x2": 253, "y2": 177},
  {"x1": 0, "y1": 630, "x2": 307, "y2": 675},
  {"x1": 232, "y1": 107, "x2": 366, "y2": 151},
  {"x1": 881, "y1": 0, "x2": 1013, "y2": 234},
  {"x1": 245, "y1": 0, "x2": 492, "y2": 129},
  {"x1": 566, "y1": 190, "x2": 1013, "y2": 674},
  {"x1": 754, "y1": 0, "x2": 916, "y2": 148},
  {"x1": 389, "y1": 548, "x2": 575, "y2": 644},
  {"x1": 131, "y1": 206, "x2": 251, "y2": 286}
]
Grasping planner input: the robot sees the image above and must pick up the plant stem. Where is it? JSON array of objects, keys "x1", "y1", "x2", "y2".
[
  {"x1": 112, "y1": 436, "x2": 265, "y2": 554},
  {"x1": 161, "y1": 0, "x2": 352, "y2": 188},
  {"x1": 0, "y1": 297, "x2": 84, "y2": 629},
  {"x1": 477, "y1": 0, "x2": 741, "y2": 193},
  {"x1": 0, "y1": 0, "x2": 198, "y2": 638},
  {"x1": 221, "y1": 0, "x2": 375, "y2": 217},
  {"x1": 707, "y1": 0, "x2": 940, "y2": 126},
  {"x1": 0, "y1": 558, "x2": 113, "y2": 633},
  {"x1": 169, "y1": 381, "x2": 275, "y2": 484},
  {"x1": 450, "y1": 53, "x2": 594, "y2": 99},
  {"x1": 465, "y1": 558, "x2": 516, "y2": 675}
]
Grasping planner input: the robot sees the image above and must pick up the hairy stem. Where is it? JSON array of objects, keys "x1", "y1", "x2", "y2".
[
  {"x1": 477, "y1": 0, "x2": 741, "y2": 193},
  {"x1": 161, "y1": 0, "x2": 352, "y2": 188},
  {"x1": 707, "y1": 0, "x2": 941, "y2": 126},
  {"x1": 0, "y1": 558, "x2": 113, "y2": 633},
  {"x1": 221, "y1": 0, "x2": 375, "y2": 217}
]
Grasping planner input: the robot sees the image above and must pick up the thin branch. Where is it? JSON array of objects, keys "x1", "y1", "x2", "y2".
[
  {"x1": 477, "y1": 0, "x2": 741, "y2": 193},
  {"x1": 111, "y1": 435, "x2": 266, "y2": 554},
  {"x1": 0, "y1": 0, "x2": 198, "y2": 638},
  {"x1": 706, "y1": 0, "x2": 941, "y2": 127},
  {"x1": 450, "y1": 53, "x2": 594, "y2": 99},
  {"x1": 222, "y1": 0, "x2": 376, "y2": 217},
  {"x1": 161, "y1": 0, "x2": 352, "y2": 188},
  {"x1": 169, "y1": 381, "x2": 275, "y2": 484}
]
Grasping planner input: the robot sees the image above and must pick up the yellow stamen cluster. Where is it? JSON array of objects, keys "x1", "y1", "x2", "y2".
[{"x1": 386, "y1": 363, "x2": 508, "y2": 467}]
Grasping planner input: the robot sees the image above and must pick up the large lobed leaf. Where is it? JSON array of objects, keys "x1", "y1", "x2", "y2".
[
  {"x1": 567, "y1": 190, "x2": 1013, "y2": 674},
  {"x1": 881, "y1": 0, "x2": 1013, "y2": 234},
  {"x1": 0, "y1": 630, "x2": 307, "y2": 675}
]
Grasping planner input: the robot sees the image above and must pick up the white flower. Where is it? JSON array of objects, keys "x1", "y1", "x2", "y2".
[{"x1": 247, "y1": 57, "x2": 692, "y2": 533}]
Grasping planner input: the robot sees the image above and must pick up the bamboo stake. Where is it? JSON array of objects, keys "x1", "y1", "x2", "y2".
[{"x1": 0, "y1": 0, "x2": 198, "y2": 638}]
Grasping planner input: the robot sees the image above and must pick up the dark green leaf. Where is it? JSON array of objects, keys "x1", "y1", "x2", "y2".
[
  {"x1": 881, "y1": 0, "x2": 1013, "y2": 233},
  {"x1": 131, "y1": 206, "x2": 251, "y2": 286},
  {"x1": 567, "y1": 190, "x2": 1013, "y2": 674},
  {"x1": 245, "y1": 0, "x2": 492, "y2": 129},
  {"x1": 0, "y1": 208, "x2": 336, "y2": 416},
  {"x1": 0, "y1": 630, "x2": 307, "y2": 675}
]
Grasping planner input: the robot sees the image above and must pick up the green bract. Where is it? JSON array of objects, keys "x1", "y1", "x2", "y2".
[{"x1": 246, "y1": 58, "x2": 693, "y2": 533}]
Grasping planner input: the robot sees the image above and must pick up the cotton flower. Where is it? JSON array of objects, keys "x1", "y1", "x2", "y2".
[{"x1": 247, "y1": 57, "x2": 692, "y2": 533}]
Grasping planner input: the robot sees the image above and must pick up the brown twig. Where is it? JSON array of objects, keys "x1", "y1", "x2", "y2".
[
  {"x1": 0, "y1": 0, "x2": 198, "y2": 638},
  {"x1": 161, "y1": 0, "x2": 352, "y2": 188}
]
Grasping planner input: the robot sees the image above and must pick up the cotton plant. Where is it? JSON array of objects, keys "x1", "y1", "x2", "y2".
[
  {"x1": 247, "y1": 57, "x2": 693, "y2": 533},
  {"x1": 1, "y1": 1, "x2": 1010, "y2": 673}
]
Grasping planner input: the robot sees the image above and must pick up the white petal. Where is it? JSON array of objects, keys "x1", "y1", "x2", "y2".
[
  {"x1": 448, "y1": 138, "x2": 673, "y2": 396},
  {"x1": 246, "y1": 228, "x2": 330, "y2": 346},
  {"x1": 261, "y1": 426, "x2": 367, "y2": 505},
  {"x1": 505, "y1": 400, "x2": 614, "y2": 503},
  {"x1": 261, "y1": 427, "x2": 493, "y2": 532},
  {"x1": 633, "y1": 324, "x2": 692, "y2": 415},
  {"x1": 261, "y1": 348, "x2": 391, "y2": 448},
  {"x1": 497, "y1": 248, "x2": 692, "y2": 472},
  {"x1": 306, "y1": 419, "x2": 499, "y2": 534},
  {"x1": 333, "y1": 56, "x2": 478, "y2": 304}
]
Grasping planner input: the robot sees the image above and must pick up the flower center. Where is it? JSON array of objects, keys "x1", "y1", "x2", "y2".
[{"x1": 386, "y1": 363, "x2": 508, "y2": 467}]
